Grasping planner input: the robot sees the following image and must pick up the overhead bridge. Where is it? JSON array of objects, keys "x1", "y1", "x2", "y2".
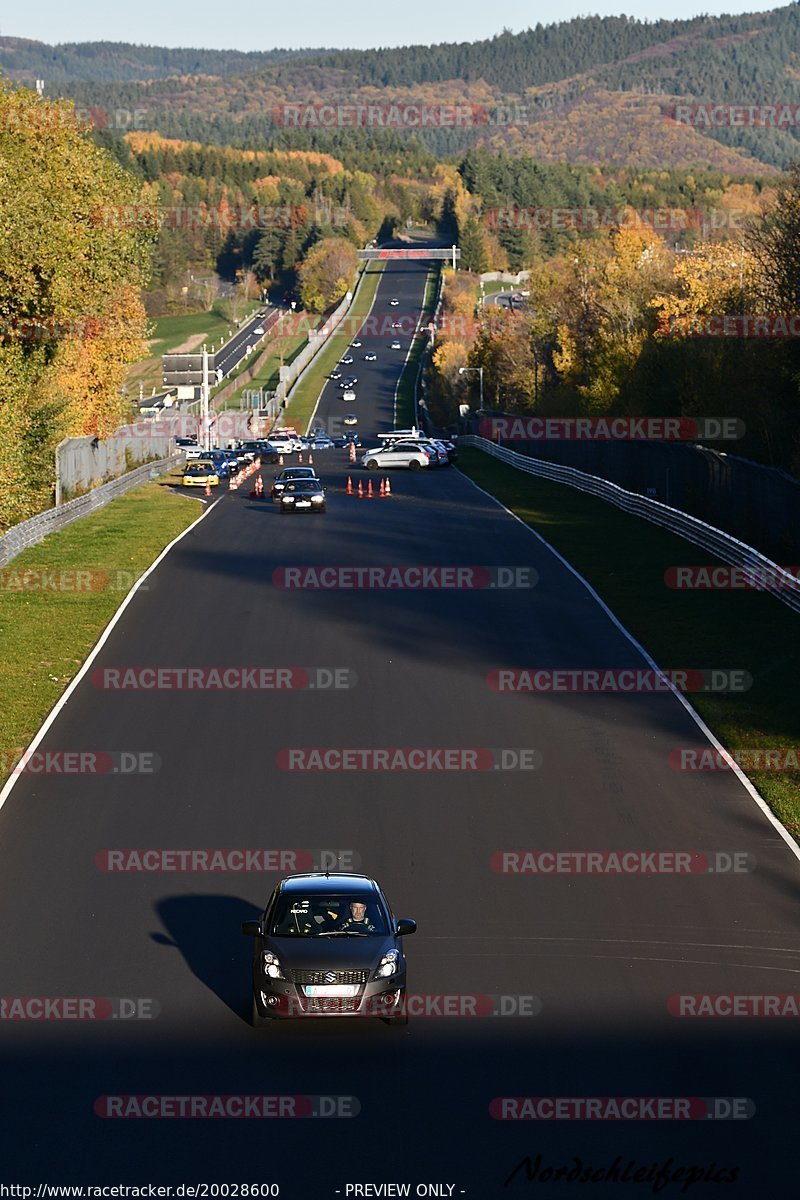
[{"x1": 358, "y1": 246, "x2": 461, "y2": 267}]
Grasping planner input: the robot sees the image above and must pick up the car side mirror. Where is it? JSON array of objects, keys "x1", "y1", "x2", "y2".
[
  {"x1": 241, "y1": 920, "x2": 261, "y2": 937},
  {"x1": 396, "y1": 918, "x2": 417, "y2": 936}
]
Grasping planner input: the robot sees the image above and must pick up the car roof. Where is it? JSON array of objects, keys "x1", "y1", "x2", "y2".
[{"x1": 280, "y1": 872, "x2": 378, "y2": 895}]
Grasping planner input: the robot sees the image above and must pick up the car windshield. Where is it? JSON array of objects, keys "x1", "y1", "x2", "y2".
[
  {"x1": 283, "y1": 480, "x2": 322, "y2": 494},
  {"x1": 186, "y1": 464, "x2": 212, "y2": 474},
  {"x1": 280, "y1": 469, "x2": 314, "y2": 479},
  {"x1": 270, "y1": 894, "x2": 388, "y2": 936}
]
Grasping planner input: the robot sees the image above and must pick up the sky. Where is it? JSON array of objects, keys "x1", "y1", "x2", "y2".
[{"x1": 1, "y1": 0, "x2": 783, "y2": 51}]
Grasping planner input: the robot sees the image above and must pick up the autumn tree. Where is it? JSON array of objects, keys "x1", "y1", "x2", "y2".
[
  {"x1": 0, "y1": 82, "x2": 153, "y2": 528},
  {"x1": 297, "y1": 237, "x2": 358, "y2": 313}
]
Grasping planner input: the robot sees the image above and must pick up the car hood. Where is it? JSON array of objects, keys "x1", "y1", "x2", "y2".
[{"x1": 264, "y1": 936, "x2": 393, "y2": 972}]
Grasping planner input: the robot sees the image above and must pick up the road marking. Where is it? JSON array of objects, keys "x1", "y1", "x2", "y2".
[
  {"x1": 0, "y1": 497, "x2": 222, "y2": 826},
  {"x1": 459, "y1": 471, "x2": 800, "y2": 868}
]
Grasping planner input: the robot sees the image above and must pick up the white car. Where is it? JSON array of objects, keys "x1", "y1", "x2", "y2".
[
  {"x1": 269, "y1": 434, "x2": 302, "y2": 453},
  {"x1": 351, "y1": 340, "x2": 362, "y2": 347},
  {"x1": 391, "y1": 341, "x2": 402, "y2": 350},
  {"x1": 390, "y1": 298, "x2": 399, "y2": 306},
  {"x1": 340, "y1": 355, "x2": 354, "y2": 364},
  {"x1": 253, "y1": 325, "x2": 265, "y2": 335},
  {"x1": 342, "y1": 389, "x2": 356, "y2": 401},
  {"x1": 362, "y1": 442, "x2": 433, "y2": 471},
  {"x1": 364, "y1": 352, "x2": 377, "y2": 361}
]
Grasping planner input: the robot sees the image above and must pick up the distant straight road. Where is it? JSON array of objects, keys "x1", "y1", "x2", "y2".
[{"x1": 1, "y1": 255, "x2": 799, "y2": 1195}]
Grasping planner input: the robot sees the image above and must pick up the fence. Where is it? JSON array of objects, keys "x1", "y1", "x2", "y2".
[
  {"x1": 56, "y1": 428, "x2": 176, "y2": 504},
  {"x1": 465, "y1": 421, "x2": 800, "y2": 564},
  {"x1": 0, "y1": 454, "x2": 182, "y2": 568},
  {"x1": 459, "y1": 436, "x2": 800, "y2": 615}
]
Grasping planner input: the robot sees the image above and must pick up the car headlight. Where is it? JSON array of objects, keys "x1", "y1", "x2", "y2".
[
  {"x1": 262, "y1": 952, "x2": 285, "y2": 980},
  {"x1": 281, "y1": 495, "x2": 293, "y2": 504},
  {"x1": 311, "y1": 495, "x2": 323, "y2": 504},
  {"x1": 374, "y1": 949, "x2": 399, "y2": 979}
]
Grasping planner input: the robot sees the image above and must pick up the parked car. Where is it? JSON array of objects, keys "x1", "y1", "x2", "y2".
[{"x1": 362, "y1": 443, "x2": 434, "y2": 471}]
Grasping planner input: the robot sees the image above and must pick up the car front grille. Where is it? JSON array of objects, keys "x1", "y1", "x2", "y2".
[
  {"x1": 290, "y1": 969, "x2": 370, "y2": 986},
  {"x1": 301, "y1": 997, "x2": 360, "y2": 1014}
]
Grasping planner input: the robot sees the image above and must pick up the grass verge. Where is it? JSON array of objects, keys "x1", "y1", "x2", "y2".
[
  {"x1": 395, "y1": 267, "x2": 439, "y2": 427},
  {"x1": 125, "y1": 303, "x2": 263, "y2": 396},
  {"x1": 282, "y1": 264, "x2": 384, "y2": 434},
  {"x1": 457, "y1": 445, "x2": 800, "y2": 837},
  {"x1": 0, "y1": 481, "x2": 202, "y2": 785}
]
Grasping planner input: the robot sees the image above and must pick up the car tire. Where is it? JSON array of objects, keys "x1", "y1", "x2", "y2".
[
  {"x1": 365, "y1": 459, "x2": 379, "y2": 471},
  {"x1": 408, "y1": 460, "x2": 421, "y2": 471},
  {"x1": 251, "y1": 995, "x2": 271, "y2": 1028}
]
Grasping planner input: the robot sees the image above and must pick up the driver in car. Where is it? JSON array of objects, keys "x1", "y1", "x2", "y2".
[{"x1": 336, "y1": 900, "x2": 377, "y2": 932}]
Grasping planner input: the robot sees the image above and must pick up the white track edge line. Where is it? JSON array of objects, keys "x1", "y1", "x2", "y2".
[
  {"x1": 0, "y1": 493, "x2": 221, "y2": 820},
  {"x1": 459, "y1": 469, "x2": 800, "y2": 867}
]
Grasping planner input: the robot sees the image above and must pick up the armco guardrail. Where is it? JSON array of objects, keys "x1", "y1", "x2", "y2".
[
  {"x1": 460, "y1": 436, "x2": 800, "y2": 615},
  {"x1": 0, "y1": 454, "x2": 182, "y2": 568}
]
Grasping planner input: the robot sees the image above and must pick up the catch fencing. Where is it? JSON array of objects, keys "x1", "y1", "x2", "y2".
[{"x1": 459, "y1": 435, "x2": 800, "y2": 615}]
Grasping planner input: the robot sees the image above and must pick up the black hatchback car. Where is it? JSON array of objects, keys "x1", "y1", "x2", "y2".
[
  {"x1": 278, "y1": 478, "x2": 326, "y2": 513},
  {"x1": 242, "y1": 873, "x2": 416, "y2": 1025}
]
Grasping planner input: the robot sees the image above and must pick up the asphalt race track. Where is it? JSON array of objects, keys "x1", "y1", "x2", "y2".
[{"x1": 1, "y1": 258, "x2": 799, "y2": 1196}]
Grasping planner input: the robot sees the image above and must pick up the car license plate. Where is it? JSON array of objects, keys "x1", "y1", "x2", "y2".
[
  {"x1": 304, "y1": 984, "x2": 359, "y2": 997},
  {"x1": 295, "y1": 500, "x2": 311, "y2": 507}
]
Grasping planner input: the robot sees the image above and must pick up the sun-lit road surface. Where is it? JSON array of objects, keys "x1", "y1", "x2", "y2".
[{"x1": 1, "y1": 257, "x2": 799, "y2": 1196}]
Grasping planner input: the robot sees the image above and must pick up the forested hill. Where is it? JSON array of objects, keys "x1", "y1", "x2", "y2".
[{"x1": 0, "y1": 38, "x2": 326, "y2": 81}]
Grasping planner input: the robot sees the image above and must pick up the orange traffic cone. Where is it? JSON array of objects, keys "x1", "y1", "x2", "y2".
[
  {"x1": 349, "y1": 442, "x2": 356, "y2": 462},
  {"x1": 346, "y1": 476, "x2": 353, "y2": 495},
  {"x1": 357, "y1": 480, "x2": 364, "y2": 499},
  {"x1": 278, "y1": 454, "x2": 284, "y2": 466},
  {"x1": 228, "y1": 474, "x2": 236, "y2": 490},
  {"x1": 308, "y1": 453, "x2": 313, "y2": 465},
  {"x1": 205, "y1": 481, "x2": 212, "y2": 497},
  {"x1": 298, "y1": 452, "x2": 303, "y2": 463},
  {"x1": 367, "y1": 479, "x2": 373, "y2": 499},
  {"x1": 255, "y1": 475, "x2": 264, "y2": 497},
  {"x1": 384, "y1": 477, "x2": 391, "y2": 496},
  {"x1": 379, "y1": 478, "x2": 385, "y2": 498}
]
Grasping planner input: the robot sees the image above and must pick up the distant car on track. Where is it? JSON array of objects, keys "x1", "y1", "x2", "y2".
[
  {"x1": 342, "y1": 389, "x2": 356, "y2": 402},
  {"x1": 343, "y1": 414, "x2": 358, "y2": 426},
  {"x1": 391, "y1": 341, "x2": 402, "y2": 350},
  {"x1": 364, "y1": 352, "x2": 377, "y2": 361}
]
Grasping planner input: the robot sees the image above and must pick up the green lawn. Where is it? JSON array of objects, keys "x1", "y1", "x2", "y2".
[
  {"x1": 395, "y1": 267, "x2": 439, "y2": 427},
  {"x1": 0, "y1": 480, "x2": 201, "y2": 784},
  {"x1": 281, "y1": 264, "x2": 384, "y2": 434},
  {"x1": 457, "y1": 446, "x2": 800, "y2": 837}
]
